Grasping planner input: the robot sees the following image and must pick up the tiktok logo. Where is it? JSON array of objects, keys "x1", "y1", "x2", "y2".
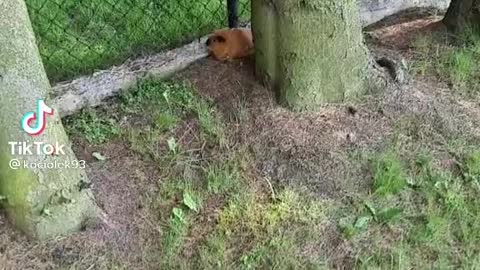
[{"x1": 20, "y1": 99, "x2": 54, "y2": 136}]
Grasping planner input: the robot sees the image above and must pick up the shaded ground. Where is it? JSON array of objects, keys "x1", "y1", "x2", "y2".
[{"x1": 2, "y1": 10, "x2": 480, "y2": 270}]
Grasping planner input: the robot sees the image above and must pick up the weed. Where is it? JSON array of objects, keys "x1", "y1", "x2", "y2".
[
  {"x1": 120, "y1": 80, "x2": 194, "y2": 114},
  {"x1": 195, "y1": 99, "x2": 228, "y2": 148},
  {"x1": 126, "y1": 128, "x2": 164, "y2": 161},
  {"x1": 162, "y1": 206, "x2": 191, "y2": 264},
  {"x1": 463, "y1": 151, "x2": 480, "y2": 182},
  {"x1": 206, "y1": 162, "x2": 241, "y2": 195},
  {"x1": 154, "y1": 112, "x2": 178, "y2": 132},
  {"x1": 63, "y1": 109, "x2": 120, "y2": 144},
  {"x1": 372, "y1": 152, "x2": 407, "y2": 196},
  {"x1": 158, "y1": 178, "x2": 205, "y2": 268}
]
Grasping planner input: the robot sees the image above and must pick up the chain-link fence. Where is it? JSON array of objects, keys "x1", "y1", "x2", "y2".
[{"x1": 26, "y1": 0, "x2": 251, "y2": 83}]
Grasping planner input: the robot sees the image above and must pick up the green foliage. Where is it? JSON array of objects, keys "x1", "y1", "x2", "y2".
[
  {"x1": 163, "y1": 206, "x2": 191, "y2": 263},
  {"x1": 346, "y1": 149, "x2": 480, "y2": 269},
  {"x1": 206, "y1": 162, "x2": 241, "y2": 195},
  {"x1": 463, "y1": 151, "x2": 480, "y2": 182},
  {"x1": 412, "y1": 28, "x2": 480, "y2": 96},
  {"x1": 195, "y1": 99, "x2": 228, "y2": 148},
  {"x1": 63, "y1": 110, "x2": 120, "y2": 144},
  {"x1": 108, "y1": 79, "x2": 228, "y2": 167},
  {"x1": 202, "y1": 190, "x2": 329, "y2": 269},
  {"x1": 372, "y1": 152, "x2": 407, "y2": 196},
  {"x1": 182, "y1": 191, "x2": 199, "y2": 213},
  {"x1": 120, "y1": 80, "x2": 195, "y2": 113},
  {"x1": 154, "y1": 112, "x2": 178, "y2": 132}
]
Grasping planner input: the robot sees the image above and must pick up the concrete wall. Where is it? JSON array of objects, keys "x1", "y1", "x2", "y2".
[{"x1": 359, "y1": 0, "x2": 451, "y2": 26}]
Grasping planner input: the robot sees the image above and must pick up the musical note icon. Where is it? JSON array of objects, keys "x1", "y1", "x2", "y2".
[{"x1": 21, "y1": 99, "x2": 54, "y2": 136}]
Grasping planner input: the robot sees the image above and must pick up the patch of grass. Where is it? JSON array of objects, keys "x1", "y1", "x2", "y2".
[
  {"x1": 206, "y1": 161, "x2": 241, "y2": 195},
  {"x1": 149, "y1": 141, "x2": 251, "y2": 268},
  {"x1": 120, "y1": 79, "x2": 195, "y2": 114},
  {"x1": 372, "y1": 152, "x2": 407, "y2": 196},
  {"x1": 147, "y1": 129, "x2": 331, "y2": 269},
  {"x1": 156, "y1": 176, "x2": 206, "y2": 268},
  {"x1": 464, "y1": 151, "x2": 480, "y2": 181},
  {"x1": 411, "y1": 27, "x2": 480, "y2": 96},
  {"x1": 64, "y1": 79, "x2": 203, "y2": 146},
  {"x1": 162, "y1": 206, "x2": 192, "y2": 264},
  {"x1": 122, "y1": 79, "x2": 228, "y2": 155},
  {"x1": 197, "y1": 189, "x2": 330, "y2": 269},
  {"x1": 26, "y1": 0, "x2": 251, "y2": 82},
  {"x1": 63, "y1": 109, "x2": 120, "y2": 144},
  {"x1": 126, "y1": 128, "x2": 165, "y2": 161},
  {"x1": 343, "y1": 148, "x2": 480, "y2": 269},
  {"x1": 195, "y1": 99, "x2": 228, "y2": 148},
  {"x1": 154, "y1": 112, "x2": 179, "y2": 132}
]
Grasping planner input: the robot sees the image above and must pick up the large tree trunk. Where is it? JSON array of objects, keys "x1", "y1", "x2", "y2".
[
  {"x1": 252, "y1": 0, "x2": 370, "y2": 110},
  {"x1": 443, "y1": 0, "x2": 480, "y2": 32},
  {"x1": 0, "y1": 0, "x2": 98, "y2": 240}
]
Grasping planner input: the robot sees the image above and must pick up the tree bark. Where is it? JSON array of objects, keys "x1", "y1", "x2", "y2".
[
  {"x1": 252, "y1": 0, "x2": 370, "y2": 110},
  {"x1": 443, "y1": 0, "x2": 480, "y2": 32},
  {"x1": 0, "y1": 0, "x2": 98, "y2": 240}
]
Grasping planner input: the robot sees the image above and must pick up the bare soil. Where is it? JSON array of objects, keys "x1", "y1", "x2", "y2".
[{"x1": 2, "y1": 11, "x2": 480, "y2": 270}]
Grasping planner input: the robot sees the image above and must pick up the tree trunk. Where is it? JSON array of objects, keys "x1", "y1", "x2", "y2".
[
  {"x1": 0, "y1": 0, "x2": 98, "y2": 240},
  {"x1": 251, "y1": 0, "x2": 370, "y2": 110},
  {"x1": 443, "y1": 0, "x2": 480, "y2": 32}
]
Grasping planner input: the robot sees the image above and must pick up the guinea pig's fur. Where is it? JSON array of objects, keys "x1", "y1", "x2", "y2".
[{"x1": 206, "y1": 28, "x2": 254, "y2": 61}]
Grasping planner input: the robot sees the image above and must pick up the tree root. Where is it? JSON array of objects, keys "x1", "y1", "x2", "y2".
[{"x1": 366, "y1": 47, "x2": 410, "y2": 95}]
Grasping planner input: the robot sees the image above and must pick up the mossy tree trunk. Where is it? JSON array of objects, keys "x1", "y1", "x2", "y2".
[
  {"x1": 0, "y1": 0, "x2": 98, "y2": 240},
  {"x1": 252, "y1": 0, "x2": 370, "y2": 110},
  {"x1": 443, "y1": 0, "x2": 480, "y2": 32}
]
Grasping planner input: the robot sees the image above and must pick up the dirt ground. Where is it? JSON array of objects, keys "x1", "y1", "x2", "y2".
[{"x1": 2, "y1": 10, "x2": 480, "y2": 270}]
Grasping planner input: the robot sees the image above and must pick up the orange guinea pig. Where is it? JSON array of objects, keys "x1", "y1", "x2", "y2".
[{"x1": 206, "y1": 28, "x2": 254, "y2": 61}]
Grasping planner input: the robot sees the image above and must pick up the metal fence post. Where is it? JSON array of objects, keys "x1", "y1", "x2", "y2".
[{"x1": 227, "y1": 0, "x2": 238, "y2": 28}]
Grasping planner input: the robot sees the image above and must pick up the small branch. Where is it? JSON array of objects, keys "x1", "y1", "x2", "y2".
[{"x1": 263, "y1": 176, "x2": 276, "y2": 201}]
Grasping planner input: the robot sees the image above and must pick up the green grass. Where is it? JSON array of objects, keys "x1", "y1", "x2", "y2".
[
  {"x1": 341, "y1": 148, "x2": 480, "y2": 269},
  {"x1": 26, "y1": 0, "x2": 251, "y2": 82},
  {"x1": 203, "y1": 190, "x2": 330, "y2": 269},
  {"x1": 411, "y1": 26, "x2": 480, "y2": 96},
  {"x1": 120, "y1": 79, "x2": 227, "y2": 160},
  {"x1": 372, "y1": 152, "x2": 407, "y2": 196},
  {"x1": 63, "y1": 109, "x2": 120, "y2": 144},
  {"x1": 64, "y1": 79, "x2": 226, "y2": 150}
]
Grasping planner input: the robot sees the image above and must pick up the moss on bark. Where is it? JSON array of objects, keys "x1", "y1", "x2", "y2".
[
  {"x1": 252, "y1": 0, "x2": 370, "y2": 110},
  {"x1": 0, "y1": 0, "x2": 97, "y2": 240}
]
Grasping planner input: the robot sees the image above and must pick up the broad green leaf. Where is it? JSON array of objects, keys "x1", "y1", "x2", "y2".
[
  {"x1": 183, "y1": 192, "x2": 198, "y2": 212},
  {"x1": 172, "y1": 207, "x2": 185, "y2": 223},
  {"x1": 354, "y1": 216, "x2": 371, "y2": 230}
]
